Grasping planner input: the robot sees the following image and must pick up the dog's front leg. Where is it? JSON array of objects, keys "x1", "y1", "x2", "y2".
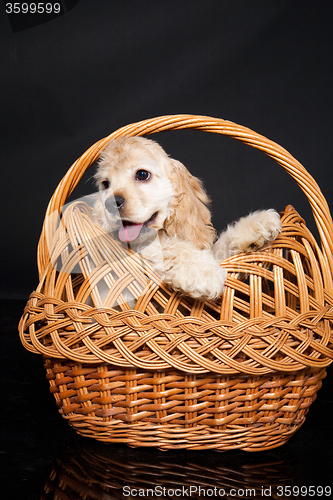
[
  {"x1": 213, "y1": 209, "x2": 282, "y2": 260},
  {"x1": 145, "y1": 237, "x2": 227, "y2": 300}
]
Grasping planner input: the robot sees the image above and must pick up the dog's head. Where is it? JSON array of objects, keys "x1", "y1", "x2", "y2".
[{"x1": 93, "y1": 136, "x2": 215, "y2": 249}]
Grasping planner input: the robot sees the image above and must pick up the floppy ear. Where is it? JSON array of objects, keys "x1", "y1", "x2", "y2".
[{"x1": 164, "y1": 159, "x2": 216, "y2": 250}]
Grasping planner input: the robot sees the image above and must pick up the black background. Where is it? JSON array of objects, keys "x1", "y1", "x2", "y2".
[
  {"x1": 1, "y1": 0, "x2": 333, "y2": 300},
  {"x1": 1, "y1": 1, "x2": 333, "y2": 499}
]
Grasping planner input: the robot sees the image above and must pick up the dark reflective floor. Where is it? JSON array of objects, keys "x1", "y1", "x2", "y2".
[{"x1": 1, "y1": 300, "x2": 333, "y2": 499}]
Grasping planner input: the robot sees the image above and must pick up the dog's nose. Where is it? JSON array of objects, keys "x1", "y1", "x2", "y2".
[
  {"x1": 115, "y1": 195, "x2": 125, "y2": 210},
  {"x1": 105, "y1": 195, "x2": 125, "y2": 213}
]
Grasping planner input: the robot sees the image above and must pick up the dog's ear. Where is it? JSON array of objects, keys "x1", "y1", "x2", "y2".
[{"x1": 164, "y1": 159, "x2": 216, "y2": 249}]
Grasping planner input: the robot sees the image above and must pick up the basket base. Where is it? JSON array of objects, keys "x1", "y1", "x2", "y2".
[
  {"x1": 65, "y1": 417, "x2": 302, "y2": 451},
  {"x1": 44, "y1": 358, "x2": 326, "y2": 451}
]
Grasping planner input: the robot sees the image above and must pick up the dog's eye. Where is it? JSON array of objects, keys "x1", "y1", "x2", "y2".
[
  {"x1": 135, "y1": 169, "x2": 151, "y2": 181},
  {"x1": 101, "y1": 179, "x2": 110, "y2": 190}
]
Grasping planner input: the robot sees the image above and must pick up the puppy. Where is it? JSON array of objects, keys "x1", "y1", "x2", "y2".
[{"x1": 93, "y1": 136, "x2": 281, "y2": 300}]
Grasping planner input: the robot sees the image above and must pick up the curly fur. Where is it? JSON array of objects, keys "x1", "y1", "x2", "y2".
[{"x1": 93, "y1": 136, "x2": 282, "y2": 299}]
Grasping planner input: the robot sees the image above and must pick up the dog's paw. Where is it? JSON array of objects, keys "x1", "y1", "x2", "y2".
[
  {"x1": 227, "y1": 209, "x2": 282, "y2": 255},
  {"x1": 163, "y1": 252, "x2": 227, "y2": 300}
]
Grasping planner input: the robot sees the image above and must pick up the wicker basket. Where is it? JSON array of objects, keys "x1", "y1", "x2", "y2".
[{"x1": 19, "y1": 115, "x2": 333, "y2": 451}]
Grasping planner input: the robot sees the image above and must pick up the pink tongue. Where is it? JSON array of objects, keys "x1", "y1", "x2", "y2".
[{"x1": 118, "y1": 223, "x2": 144, "y2": 242}]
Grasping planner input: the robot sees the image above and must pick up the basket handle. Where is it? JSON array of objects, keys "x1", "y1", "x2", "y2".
[{"x1": 38, "y1": 114, "x2": 333, "y2": 277}]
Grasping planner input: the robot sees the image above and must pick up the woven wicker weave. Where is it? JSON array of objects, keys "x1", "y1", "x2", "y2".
[{"x1": 19, "y1": 115, "x2": 333, "y2": 451}]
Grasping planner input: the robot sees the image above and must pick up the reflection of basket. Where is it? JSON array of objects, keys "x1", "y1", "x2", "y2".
[
  {"x1": 42, "y1": 438, "x2": 296, "y2": 499},
  {"x1": 19, "y1": 115, "x2": 333, "y2": 451}
]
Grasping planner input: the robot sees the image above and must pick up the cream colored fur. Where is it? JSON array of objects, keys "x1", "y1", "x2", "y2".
[{"x1": 93, "y1": 136, "x2": 281, "y2": 300}]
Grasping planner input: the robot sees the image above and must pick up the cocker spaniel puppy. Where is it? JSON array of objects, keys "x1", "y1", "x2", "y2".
[{"x1": 93, "y1": 136, "x2": 281, "y2": 300}]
